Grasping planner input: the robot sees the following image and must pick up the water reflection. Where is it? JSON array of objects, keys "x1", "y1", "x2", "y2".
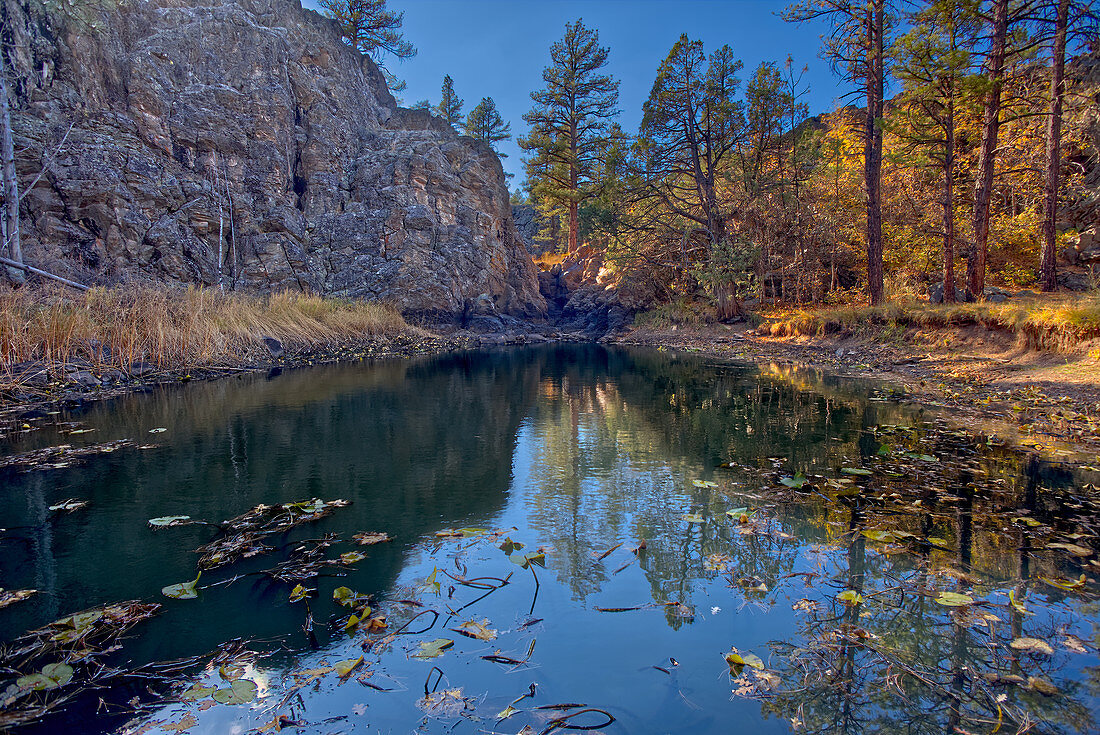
[{"x1": 0, "y1": 345, "x2": 1097, "y2": 735}]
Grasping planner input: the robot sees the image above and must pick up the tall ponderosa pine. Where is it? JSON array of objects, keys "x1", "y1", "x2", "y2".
[
  {"x1": 634, "y1": 37, "x2": 744, "y2": 251},
  {"x1": 893, "y1": 0, "x2": 980, "y2": 304},
  {"x1": 966, "y1": 0, "x2": 1010, "y2": 299},
  {"x1": 520, "y1": 19, "x2": 620, "y2": 253},
  {"x1": 784, "y1": 0, "x2": 893, "y2": 305},
  {"x1": 465, "y1": 97, "x2": 511, "y2": 155},
  {"x1": 318, "y1": 0, "x2": 415, "y2": 90},
  {"x1": 1039, "y1": 0, "x2": 1069, "y2": 292},
  {"x1": 434, "y1": 75, "x2": 463, "y2": 129}
]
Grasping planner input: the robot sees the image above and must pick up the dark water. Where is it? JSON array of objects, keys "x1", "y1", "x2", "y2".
[{"x1": 1, "y1": 345, "x2": 1098, "y2": 734}]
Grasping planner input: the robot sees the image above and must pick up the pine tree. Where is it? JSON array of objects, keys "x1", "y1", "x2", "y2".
[
  {"x1": 465, "y1": 97, "x2": 511, "y2": 156},
  {"x1": 434, "y1": 75, "x2": 464, "y2": 129},
  {"x1": 519, "y1": 19, "x2": 620, "y2": 254},
  {"x1": 634, "y1": 36, "x2": 744, "y2": 250},
  {"x1": 784, "y1": 0, "x2": 894, "y2": 304},
  {"x1": 893, "y1": 0, "x2": 981, "y2": 304},
  {"x1": 318, "y1": 0, "x2": 415, "y2": 91},
  {"x1": 1040, "y1": 0, "x2": 1069, "y2": 292}
]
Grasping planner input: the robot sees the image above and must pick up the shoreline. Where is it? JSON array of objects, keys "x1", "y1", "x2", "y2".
[
  {"x1": 614, "y1": 321, "x2": 1100, "y2": 456},
  {"x1": 3, "y1": 319, "x2": 1099, "y2": 460}
]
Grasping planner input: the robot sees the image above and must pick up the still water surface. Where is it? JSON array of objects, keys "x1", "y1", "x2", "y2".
[{"x1": 1, "y1": 345, "x2": 1098, "y2": 734}]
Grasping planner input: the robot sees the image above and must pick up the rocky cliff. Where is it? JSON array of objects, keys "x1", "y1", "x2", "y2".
[{"x1": 4, "y1": 0, "x2": 545, "y2": 318}]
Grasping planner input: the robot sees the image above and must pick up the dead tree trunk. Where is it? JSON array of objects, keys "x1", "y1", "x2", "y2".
[{"x1": 0, "y1": 54, "x2": 24, "y2": 285}]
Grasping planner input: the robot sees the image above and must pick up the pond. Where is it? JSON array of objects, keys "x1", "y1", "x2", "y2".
[{"x1": 1, "y1": 344, "x2": 1098, "y2": 734}]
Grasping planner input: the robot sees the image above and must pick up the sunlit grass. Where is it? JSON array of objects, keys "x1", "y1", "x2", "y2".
[
  {"x1": 760, "y1": 293, "x2": 1100, "y2": 351},
  {"x1": 0, "y1": 285, "x2": 409, "y2": 373}
]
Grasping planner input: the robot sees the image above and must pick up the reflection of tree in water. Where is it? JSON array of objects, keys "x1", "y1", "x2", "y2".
[
  {"x1": 518, "y1": 349, "x2": 917, "y2": 608},
  {"x1": 759, "y1": 453, "x2": 1097, "y2": 734}
]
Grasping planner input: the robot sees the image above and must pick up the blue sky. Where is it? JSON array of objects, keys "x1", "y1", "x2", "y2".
[{"x1": 300, "y1": 1, "x2": 853, "y2": 185}]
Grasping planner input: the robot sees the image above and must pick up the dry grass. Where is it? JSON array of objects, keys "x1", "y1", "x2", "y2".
[
  {"x1": 761, "y1": 293, "x2": 1100, "y2": 351},
  {"x1": 0, "y1": 285, "x2": 409, "y2": 373}
]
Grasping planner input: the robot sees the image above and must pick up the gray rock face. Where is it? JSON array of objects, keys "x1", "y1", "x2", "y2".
[{"x1": 7, "y1": 0, "x2": 544, "y2": 319}]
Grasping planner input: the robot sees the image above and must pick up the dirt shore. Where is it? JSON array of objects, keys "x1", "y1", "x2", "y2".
[{"x1": 615, "y1": 321, "x2": 1100, "y2": 457}]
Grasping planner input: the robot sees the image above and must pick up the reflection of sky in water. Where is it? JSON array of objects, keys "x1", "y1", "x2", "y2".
[{"x1": 3, "y1": 345, "x2": 1099, "y2": 734}]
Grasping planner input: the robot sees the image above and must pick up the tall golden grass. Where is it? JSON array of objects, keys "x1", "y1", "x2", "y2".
[
  {"x1": 0, "y1": 285, "x2": 409, "y2": 372},
  {"x1": 761, "y1": 293, "x2": 1100, "y2": 351}
]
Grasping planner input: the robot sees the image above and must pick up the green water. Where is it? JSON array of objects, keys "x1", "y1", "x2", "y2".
[{"x1": 1, "y1": 345, "x2": 1097, "y2": 734}]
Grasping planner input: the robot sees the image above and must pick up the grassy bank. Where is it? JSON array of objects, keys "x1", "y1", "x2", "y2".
[
  {"x1": 759, "y1": 294, "x2": 1100, "y2": 352},
  {"x1": 0, "y1": 285, "x2": 410, "y2": 376}
]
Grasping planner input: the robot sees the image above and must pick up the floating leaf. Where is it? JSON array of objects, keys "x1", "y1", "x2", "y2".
[
  {"x1": 500, "y1": 537, "x2": 524, "y2": 555},
  {"x1": 344, "y1": 614, "x2": 361, "y2": 633},
  {"x1": 333, "y1": 586, "x2": 362, "y2": 607},
  {"x1": 353, "y1": 532, "x2": 392, "y2": 546},
  {"x1": 148, "y1": 515, "x2": 193, "y2": 527},
  {"x1": 0, "y1": 589, "x2": 37, "y2": 609},
  {"x1": 162, "y1": 573, "x2": 201, "y2": 600},
  {"x1": 452, "y1": 618, "x2": 497, "y2": 641},
  {"x1": 841, "y1": 467, "x2": 872, "y2": 476},
  {"x1": 725, "y1": 650, "x2": 765, "y2": 671},
  {"x1": 288, "y1": 584, "x2": 313, "y2": 603},
  {"x1": 148, "y1": 428, "x2": 167, "y2": 434},
  {"x1": 1047, "y1": 542, "x2": 1092, "y2": 557},
  {"x1": 412, "y1": 638, "x2": 454, "y2": 659},
  {"x1": 16, "y1": 673, "x2": 57, "y2": 691},
  {"x1": 935, "y1": 591, "x2": 974, "y2": 607},
  {"x1": 692, "y1": 479, "x2": 718, "y2": 488},
  {"x1": 179, "y1": 684, "x2": 217, "y2": 701},
  {"x1": 1028, "y1": 676, "x2": 1058, "y2": 695},
  {"x1": 340, "y1": 551, "x2": 366, "y2": 564},
  {"x1": 420, "y1": 568, "x2": 441, "y2": 594},
  {"x1": 837, "y1": 590, "x2": 863, "y2": 605},
  {"x1": 1008, "y1": 590, "x2": 1030, "y2": 616},
  {"x1": 901, "y1": 452, "x2": 938, "y2": 462},
  {"x1": 862, "y1": 530, "x2": 897, "y2": 543},
  {"x1": 682, "y1": 514, "x2": 705, "y2": 524},
  {"x1": 509, "y1": 552, "x2": 546, "y2": 569},
  {"x1": 212, "y1": 678, "x2": 258, "y2": 705},
  {"x1": 779, "y1": 473, "x2": 807, "y2": 489},
  {"x1": 1042, "y1": 574, "x2": 1086, "y2": 591},
  {"x1": 1011, "y1": 637, "x2": 1054, "y2": 655},
  {"x1": 497, "y1": 704, "x2": 519, "y2": 720},
  {"x1": 40, "y1": 663, "x2": 73, "y2": 686},
  {"x1": 335, "y1": 657, "x2": 363, "y2": 678},
  {"x1": 436, "y1": 528, "x2": 487, "y2": 539},
  {"x1": 48, "y1": 498, "x2": 87, "y2": 513}
]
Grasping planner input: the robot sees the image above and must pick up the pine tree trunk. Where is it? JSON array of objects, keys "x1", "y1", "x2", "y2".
[
  {"x1": 1040, "y1": 0, "x2": 1068, "y2": 292},
  {"x1": 942, "y1": 119, "x2": 956, "y2": 304},
  {"x1": 1, "y1": 59, "x2": 24, "y2": 285},
  {"x1": 864, "y1": 0, "x2": 885, "y2": 306},
  {"x1": 967, "y1": 0, "x2": 1008, "y2": 300}
]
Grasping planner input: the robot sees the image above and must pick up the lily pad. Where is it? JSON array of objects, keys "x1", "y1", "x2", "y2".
[
  {"x1": 509, "y1": 552, "x2": 546, "y2": 569},
  {"x1": 725, "y1": 650, "x2": 765, "y2": 671},
  {"x1": 837, "y1": 590, "x2": 863, "y2": 605},
  {"x1": 148, "y1": 515, "x2": 193, "y2": 527},
  {"x1": 935, "y1": 591, "x2": 974, "y2": 607},
  {"x1": 212, "y1": 678, "x2": 258, "y2": 705},
  {"x1": 179, "y1": 683, "x2": 217, "y2": 701},
  {"x1": 1011, "y1": 637, "x2": 1054, "y2": 655},
  {"x1": 779, "y1": 473, "x2": 808, "y2": 489},
  {"x1": 412, "y1": 638, "x2": 454, "y2": 659},
  {"x1": 162, "y1": 573, "x2": 201, "y2": 600}
]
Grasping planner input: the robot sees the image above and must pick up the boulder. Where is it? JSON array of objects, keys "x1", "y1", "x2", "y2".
[
  {"x1": 928, "y1": 282, "x2": 967, "y2": 304},
  {"x1": 262, "y1": 336, "x2": 285, "y2": 359}
]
